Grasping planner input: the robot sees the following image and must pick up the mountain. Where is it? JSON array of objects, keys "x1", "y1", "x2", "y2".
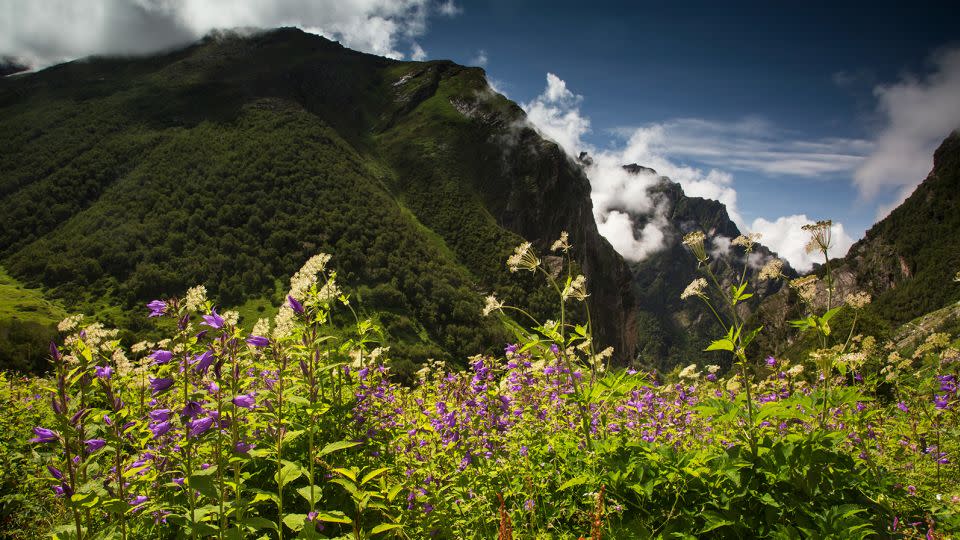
[
  {"x1": 0, "y1": 28, "x2": 636, "y2": 372},
  {"x1": 837, "y1": 131, "x2": 960, "y2": 322},
  {"x1": 589, "y1": 163, "x2": 795, "y2": 370},
  {"x1": 752, "y1": 131, "x2": 960, "y2": 360}
]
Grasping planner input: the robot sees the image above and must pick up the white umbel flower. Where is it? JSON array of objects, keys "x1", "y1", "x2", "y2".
[
  {"x1": 482, "y1": 295, "x2": 504, "y2": 316},
  {"x1": 844, "y1": 291, "x2": 872, "y2": 309},
  {"x1": 678, "y1": 363, "x2": 700, "y2": 380},
  {"x1": 681, "y1": 278, "x2": 708, "y2": 300},
  {"x1": 507, "y1": 242, "x2": 540, "y2": 272},
  {"x1": 758, "y1": 258, "x2": 783, "y2": 281}
]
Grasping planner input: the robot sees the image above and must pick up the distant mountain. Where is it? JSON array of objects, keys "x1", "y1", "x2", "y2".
[
  {"x1": 0, "y1": 28, "x2": 636, "y2": 371},
  {"x1": 589, "y1": 163, "x2": 796, "y2": 370}
]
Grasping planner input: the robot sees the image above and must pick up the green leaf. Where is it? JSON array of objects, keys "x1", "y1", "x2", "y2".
[
  {"x1": 315, "y1": 511, "x2": 353, "y2": 524},
  {"x1": 286, "y1": 395, "x2": 310, "y2": 407},
  {"x1": 558, "y1": 476, "x2": 589, "y2": 491},
  {"x1": 370, "y1": 523, "x2": 402, "y2": 535},
  {"x1": 187, "y1": 474, "x2": 219, "y2": 499},
  {"x1": 705, "y1": 338, "x2": 734, "y2": 352},
  {"x1": 360, "y1": 467, "x2": 390, "y2": 486},
  {"x1": 249, "y1": 488, "x2": 280, "y2": 506},
  {"x1": 319, "y1": 440, "x2": 361, "y2": 457},
  {"x1": 282, "y1": 513, "x2": 307, "y2": 532},
  {"x1": 296, "y1": 485, "x2": 323, "y2": 505},
  {"x1": 282, "y1": 429, "x2": 305, "y2": 446},
  {"x1": 331, "y1": 478, "x2": 358, "y2": 497},
  {"x1": 276, "y1": 463, "x2": 303, "y2": 488},
  {"x1": 242, "y1": 516, "x2": 277, "y2": 531},
  {"x1": 332, "y1": 467, "x2": 358, "y2": 482},
  {"x1": 700, "y1": 511, "x2": 734, "y2": 533}
]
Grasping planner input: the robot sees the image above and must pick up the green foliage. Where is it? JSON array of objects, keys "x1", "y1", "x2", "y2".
[
  {"x1": 0, "y1": 30, "x2": 578, "y2": 368},
  {"x1": 0, "y1": 267, "x2": 65, "y2": 372},
  {"x1": 0, "y1": 373, "x2": 64, "y2": 538}
]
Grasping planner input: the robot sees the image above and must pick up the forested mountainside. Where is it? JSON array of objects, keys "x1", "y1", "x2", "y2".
[{"x1": 0, "y1": 28, "x2": 636, "y2": 372}]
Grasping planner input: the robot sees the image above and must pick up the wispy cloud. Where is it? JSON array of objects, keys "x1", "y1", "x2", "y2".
[
  {"x1": 0, "y1": 0, "x2": 459, "y2": 68},
  {"x1": 470, "y1": 48, "x2": 488, "y2": 67},
  {"x1": 610, "y1": 118, "x2": 872, "y2": 178},
  {"x1": 853, "y1": 46, "x2": 960, "y2": 217}
]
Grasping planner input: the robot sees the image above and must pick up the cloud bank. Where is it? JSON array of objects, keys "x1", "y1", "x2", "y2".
[
  {"x1": 853, "y1": 47, "x2": 960, "y2": 218},
  {"x1": 521, "y1": 73, "x2": 853, "y2": 271},
  {"x1": 0, "y1": 0, "x2": 460, "y2": 68}
]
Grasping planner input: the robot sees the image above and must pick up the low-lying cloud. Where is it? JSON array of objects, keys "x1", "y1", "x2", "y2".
[{"x1": 0, "y1": 0, "x2": 460, "y2": 68}]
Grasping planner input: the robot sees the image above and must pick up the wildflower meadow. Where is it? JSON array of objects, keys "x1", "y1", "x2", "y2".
[{"x1": 2, "y1": 226, "x2": 959, "y2": 539}]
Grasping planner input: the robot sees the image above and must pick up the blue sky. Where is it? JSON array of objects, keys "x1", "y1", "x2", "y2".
[{"x1": 3, "y1": 0, "x2": 959, "y2": 269}]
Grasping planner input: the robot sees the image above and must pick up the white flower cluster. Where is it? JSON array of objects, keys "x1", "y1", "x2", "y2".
[
  {"x1": 680, "y1": 278, "x2": 707, "y2": 300},
  {"x1": 682, "y1": 231, "x2": 708, "y2": 263},
  {"x1": 185, "y1": 285, "x2": 208, "y2": 312},
  {"x1": 844, "y1": 291, "x2": 872, "y2": 309},
  {"x1": 758, "y1": 258, "x2": 783, "y2": 281},
  {"x1": 272, "y1": 306, "x2": 296, "y2": 341},
  {"x1": 251, "y1": 318, "x2": 271, "y2": 337},
  {"x1": 482, "y1": 295, "x2": 503, "y2": 316},
  {"x1": 562, "y1": 275, "x2": 588, "y2": 302},
  {"x1": 289, "y1": 253, "x2": 332, "y2": 301},
  {"x1": 316, "y1": 276, "x2": 341, "y2": 304},
  {"x1": 790, "y1": 275, "x2": 819, "y2": 303},
  {"x1": 678, "y1": 363, "x2": 700, "y2": 380},
  {"x1": 731, "y1": 232, "x2": 762, "y2": 250},
  {"x1": 222, "y1": 310, "x2": 240, "y2": 327},
  {"x1": 507, "y1": 242, "x2": 540, "y2": 273},
  {"x1": 57, "y1": 314, "x2": 84, "y2": 333},
  {"x1": 551, "y1": 231, "x2": 570, "y2": 252}
]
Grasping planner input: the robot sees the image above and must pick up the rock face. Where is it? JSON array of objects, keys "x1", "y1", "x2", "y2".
[
  {"x1": 606, "y1": 166, "x2": 794, "y2": 370},
  {"x1": 493, "y1": 132, "x2": 639, "y2": 359}
]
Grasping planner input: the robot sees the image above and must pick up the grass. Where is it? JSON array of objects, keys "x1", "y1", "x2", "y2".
[{"x1": 0, "y1": 266, "x2": 65, "y2": 326}]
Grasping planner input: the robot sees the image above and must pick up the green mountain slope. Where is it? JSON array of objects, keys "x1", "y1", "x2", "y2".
[
  {"x1": 0, "y1": 28, "x2": 636, "y2": 371},
  {"x1": 0, "y1": 266, "x2": 65, "y2": 371},
  {"x1": 841, "y1": 131, "x2": 960, "y2": 322},
  {"x1": 753, "y1": 131, "x2": 960, "y2": 361}
]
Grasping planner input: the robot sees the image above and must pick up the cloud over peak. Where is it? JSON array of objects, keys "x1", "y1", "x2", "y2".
[{"x1": 0, "y1": 0, "x2": 460, "y2": 68}]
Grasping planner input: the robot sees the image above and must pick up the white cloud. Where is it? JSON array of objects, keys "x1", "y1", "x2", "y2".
[
  {"x1": 470, "y1": 48, "x2": 487, "y2": 67},
  {"x1": 437, "y1": 1, "x2": 462, "y2": 16},
  {"x1": 410, "y1": 41, "x2": 427, "y2": 61},
  {"x1": 750, "y1": 215, "x2": 854, "y2": 272},
  {"x1": 520, "y1": 73, "x2": 856, "y2": 269},
  {"x1": 0, "y1": 0, "x2": 458, "y2": 68},
  {"x1": 853, "y1": 47, "x2": 960, "y2": 209},
  {"x1": 521, "y1": 73, "x2": 591, "y2": 159},
  {"x1": 597, "y1": 210, "x2": 667, "y2": 262}
]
